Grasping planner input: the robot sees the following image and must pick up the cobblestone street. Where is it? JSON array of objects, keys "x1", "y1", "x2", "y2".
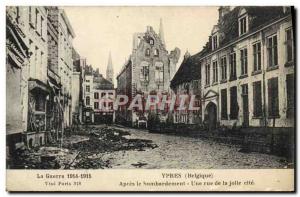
[{"x1": 100, "y1": 125, "x2": 287, "y2": 169}]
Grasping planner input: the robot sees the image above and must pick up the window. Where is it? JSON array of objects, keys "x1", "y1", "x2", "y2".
[
  {"x1": 86, "y1": 85, "x2": 90, "y2": 92},
  {"x1": 239, "y1": 16, "x2": 247, "y2": 35},
  {"x1": 229, "y1": 53, "x2": 236, "y2": 80},
  {"x1": 155, "y1": 63, "x2": 164, "y2": 83},
  {"x1": 145, "y1": 48, "x2": 150, "y2": 56},
  {"x1": 16, "y1": 7, "x2": 20, "y2": 23},
  {"x1": 242, "y1": 84, "x2": 248, "y2": 95},
  {"x1": 253, "y1": 42, "x2": 261, "y2": 72},
  {"x1": 221, "y1": 89, "x2": 228, "y2": 119},
  {"x1": 286, "y1": 28, "x2": 294, "y2": 63},
  {"x1": 268, "y1": 77, "x2": 279, "y2": 117},
  {"x1": 286, "y1": 74, "x2": 294, "y2": 118},
  {"x1": 86, "y1": 96, "x2": 90, "y2": 106},
  {"x1": 230, "y1": 86, "x2": 238, "y2": 119},
  {"x1": 149, "y1": 38, "x2": 154, "y2": 45},
  {"x1": 253, "y1": 81, "x2": 262, "y2": 117},
  {"x1": 154, "y1": 49, "x2": 159, "y2": 57},
  {"x1": 212, "y1": 61, "x2": 218, "y2": 83},
  {"x1": 101, "y1": 92, "x2": 106, "y2": 98},
  {"x1": 220, "y1": 56, "x2": 227, "y2": 81},
  {"x1": 94, "y1": 102, "x2": 99, "y2": 109},
  {"x1": 140, "y1": 63, "x2": 149, "y2": 81},
  {"x1": 29, "y1": 7, "x2": 35, "y2": 27},
  {"x1": 240, "y1": 48, "x2": 248, "y2": 76},
  {"x1": 40, "y1": 16, "x2": 44, "y2": 37},
  {"x1": 205, "y1": 64, "x2": 210, "y2": 85},
  {"x1": 35, "y1": 8, "x2": 39, "y2": 33},
  {"x1": 212, "y1": 35, "x2": 218, "y2": 50},
  {"x1": 267, "y1": 35, "x2": 278, "y2": 67},
  {"x1": 94, "y1": 92, "x2": 99, "y2": 99}
]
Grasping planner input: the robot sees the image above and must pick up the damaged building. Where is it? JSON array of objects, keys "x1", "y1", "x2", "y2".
[
  {"x1": 6, "y1": 6, "x2": 77, "y2": 153},
  {"x1": 116, "y1": 20, "x2": 181, "y2": 127}
]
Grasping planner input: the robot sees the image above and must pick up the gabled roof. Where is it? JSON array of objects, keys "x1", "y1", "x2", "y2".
[{"x1": 94, "y1": 75, "x2": 114, "y2": 90}]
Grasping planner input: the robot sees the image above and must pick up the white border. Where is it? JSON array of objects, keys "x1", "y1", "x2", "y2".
[{"x1": 1, "y1": 0, "x2": 298, "y2": 196}]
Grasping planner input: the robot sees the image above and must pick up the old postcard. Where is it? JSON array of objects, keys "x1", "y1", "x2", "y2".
[{"x1": 6, "y1": 6, "x2": 295, "y2": 192}]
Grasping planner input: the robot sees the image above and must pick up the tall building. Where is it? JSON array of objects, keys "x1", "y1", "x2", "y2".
[
  {"x1": 116, "y1": 21, "x2": 180, "y2": 126},
  {"x1": 197, "y1": 6, "x2": 294, "y2": 130},
  {"x1": 48, "y1": 7, "x2": 75, "y2": 128},
  {"x1": 83, "y1": 66, "x2": 115, "y2": 124},
  {"x1": 6, "y1": 6, "x2": 77, "y2": 153},
  {"x1": 106, "y1": 52, "x2": 114, "y2": 86},
  {"x1": 6, "y1": 6, "x2": 31, "y2": 153}
]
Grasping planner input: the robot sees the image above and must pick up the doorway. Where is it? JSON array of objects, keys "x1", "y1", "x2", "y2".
[{"x1": 205, "y1": 102, "x2": 217, "y2": 131}]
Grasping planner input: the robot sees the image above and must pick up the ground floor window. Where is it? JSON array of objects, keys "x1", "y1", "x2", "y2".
[
  {"x1": 253, "y1": 81, "x2": 262, "y2": 117},
  {"x1": 286, "y1": 74, "x2": 294, "y2": 118},
  {"x1": 268, "y1": 77, "x2": 279, "y2": 117},
  {"x1": 230, "y1": 86, "x2": 238, "y2": 119},
  {"x1": 221, "y1": 89, "x2": 228, "y2": 119}
]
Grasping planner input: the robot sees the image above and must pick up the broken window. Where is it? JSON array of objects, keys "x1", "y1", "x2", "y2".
[
  {"x1": 221, "y1": 88, "x2": 228, "y2": 119},
  {"x1": 268, "y1": 77, "x2": 279, "y2": 117},
  {"x1": 253, "y1": 81, "x2": 262, "y2": 117},
  {"x1": 286, "y1": 74, "x2": 294, "y2": 118},
  {"x1": 140, "y1": 62, "x2": 149, "y2": 81},
  {"x1": 267, "y1": 34, "x2": 278, "y2": 67},
  {"x1": 230, "y1": 86, "x2": 238, "y2": 119},
  {"x1": 155, "y1": 62, "x2": 164, "y2": 83}
]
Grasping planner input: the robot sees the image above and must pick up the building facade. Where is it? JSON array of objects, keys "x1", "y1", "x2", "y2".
[
  {"x1": 6, "y1": 6, "x2": 77, "y2": 152},
  {"x1": 170, "y1": 51, "x2": 202, "y2": 125},
  {"x1": 6, "y1": 6, "x2": 31, "y2": 152},
  {"x1": 116, "y1": 21, "x2": 180, "y2": 126},
  {"x1": 83, "y1": 65, "x2": 115, "y2": 124},
  {"x1": 198, "y1": 6, "x2": 294, "y2": 130},
  {"x1": 71, "y1": 48, "x2": 85, "y2": 125}
]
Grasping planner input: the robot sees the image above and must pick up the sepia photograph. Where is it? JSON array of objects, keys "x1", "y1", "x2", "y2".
[{"x1": 5, "y1": 5, "x2": 295, "y2": 192}]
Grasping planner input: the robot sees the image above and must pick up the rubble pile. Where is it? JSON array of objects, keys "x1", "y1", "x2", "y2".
[
  {"x1": 8, "y1": 126, "x2": 158, "y2": 169},
  {"x1": 66, "y1": 126, "x2": 158, "y2": 169}
]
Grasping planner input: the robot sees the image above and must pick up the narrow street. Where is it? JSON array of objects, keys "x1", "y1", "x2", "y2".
[{"x1": 98, "y1": 125, "x2": 287, "y2": 169}]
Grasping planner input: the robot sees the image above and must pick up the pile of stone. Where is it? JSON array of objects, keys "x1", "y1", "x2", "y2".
[{"x1": 67, "y1": 126, "x2": 158, "y2": 169}]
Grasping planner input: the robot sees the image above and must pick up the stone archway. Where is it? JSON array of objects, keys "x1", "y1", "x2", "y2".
[{"x1": 205, "y1": 102, "x2": 217, "y2": 131}]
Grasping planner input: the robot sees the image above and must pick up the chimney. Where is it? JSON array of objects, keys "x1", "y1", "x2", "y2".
[{"x1": 218, "y1": 6, "x2": 230, "y2": 21}]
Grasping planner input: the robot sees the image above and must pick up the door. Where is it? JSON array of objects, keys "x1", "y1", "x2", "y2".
[
  {"x1": 205, "y1": 102, "x2": 217, "y2": 131},
  {"x1": 241, "y1": 84, "x2": 249, "y2": 127}
]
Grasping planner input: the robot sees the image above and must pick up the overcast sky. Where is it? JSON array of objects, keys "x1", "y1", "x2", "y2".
[{"x1": 64, "y1": 6, "x2": 219, "y2": 85}]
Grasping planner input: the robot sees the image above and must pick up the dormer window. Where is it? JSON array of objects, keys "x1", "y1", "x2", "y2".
[
  {"x1": 239, "y1": 16, "x2": 247, "y2": 35},
  {"x1": 212, "y1": 34, "x2": 218, "y2": 50}
]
